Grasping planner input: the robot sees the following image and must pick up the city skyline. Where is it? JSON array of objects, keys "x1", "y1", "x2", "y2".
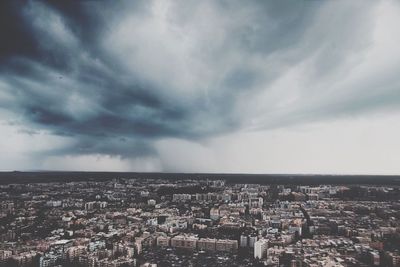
[
  {"x1": 1, "y1": 1, "x2": 400, "y2": 174},
  {"x1": 1, "y1": 177, "x2": 399, "y2": 266}
]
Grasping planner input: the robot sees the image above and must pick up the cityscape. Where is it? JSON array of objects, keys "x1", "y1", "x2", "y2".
[
  {"x1": 2, "y1": 1, "x2": 400, "y2": 266},
  {"x1": 1, "y1": 175, "x2": 400, "y2": 267}
]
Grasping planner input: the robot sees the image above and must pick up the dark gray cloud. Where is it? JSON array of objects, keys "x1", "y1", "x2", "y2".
[
  {"x1": 1, "y1": 0, "x2": 399, "y2": 171},
  {"x1": 1, "y1": 0, "x2": 245, "y2": 158}
]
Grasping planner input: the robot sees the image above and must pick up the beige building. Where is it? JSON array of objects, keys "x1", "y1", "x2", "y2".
[
  {"x1": 157, "y1": 236, "x2": 171, "y2": 247},
  {"x1": 215, "y1": 239, "x2": 238, "y2": 252},
  {"x1": 171, "y1": 235, "x2": 198, "y2": 249},
  {"x1": 197, "y1": 238, "x2": 217, "y2": 251}
]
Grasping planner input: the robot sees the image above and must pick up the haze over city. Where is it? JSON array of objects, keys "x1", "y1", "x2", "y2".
[{"x1": 1, "y1": 1, "x2": 400, "y2": 174}]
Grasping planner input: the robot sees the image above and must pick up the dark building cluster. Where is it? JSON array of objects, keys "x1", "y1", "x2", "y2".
[{"x1": 1, "y1": 178, "x2": 400, "y2": 267}]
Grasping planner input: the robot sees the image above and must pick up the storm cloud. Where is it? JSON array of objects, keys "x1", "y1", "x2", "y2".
[{"x1": 1, "y1": 0, "x2": 400, "y2": 173}]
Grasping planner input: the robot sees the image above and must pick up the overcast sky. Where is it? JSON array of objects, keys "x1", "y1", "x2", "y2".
[{"x1": 1, "y1": 0, "x2": 400, "y2": 174}]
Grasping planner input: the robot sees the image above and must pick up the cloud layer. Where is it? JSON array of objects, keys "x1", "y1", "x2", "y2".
[{"x1": 1, "y1": 0, "x2": 400, "y2": 173}]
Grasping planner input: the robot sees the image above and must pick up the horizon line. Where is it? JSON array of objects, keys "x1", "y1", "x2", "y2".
[{"x1": 1, "y1": 170, "x2": 400, "y2": 177}]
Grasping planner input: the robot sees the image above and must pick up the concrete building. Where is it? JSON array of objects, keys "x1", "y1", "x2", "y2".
[
  {"x1": 254, "y1": 239, "x2": 268, "y2": 259},
  {"x1": 0, "y1": 250, "x2": 12, "y2": 265},
  {"x1": 215, "y1": 239, "x2": 238, "y2": 252},
  {"x1": 210, "y1": 208, "x2": 220, "y2": 220},
  {"x1": 240, "y1": 235, "x2": 248, "y2": 247},
  {"x1": 40, "y1": 254, "x2": 58, "y2": 267},
  {"x1": 249, "y1": 235, "x2": 258, "y2": 248},
  {"x1": 171, "y1": 235, "x2": 198, "y2": 249},
  {"x1": 156, "y1": 236, "x2": 171, "y2": 247},
  {"x1": 197, "y1": 238, "x2": 217, "y2": 251}
]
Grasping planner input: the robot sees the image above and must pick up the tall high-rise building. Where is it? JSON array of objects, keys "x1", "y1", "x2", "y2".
[
  {"x1": 254, "y1": 239, "x2": 268, "y2": 259},
  {"x1": 240, "y1": 235, "x2": 248, "y2": 247},
  {"x1": 249, "y1": 235, "x2": 258, "y2": 248}
]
